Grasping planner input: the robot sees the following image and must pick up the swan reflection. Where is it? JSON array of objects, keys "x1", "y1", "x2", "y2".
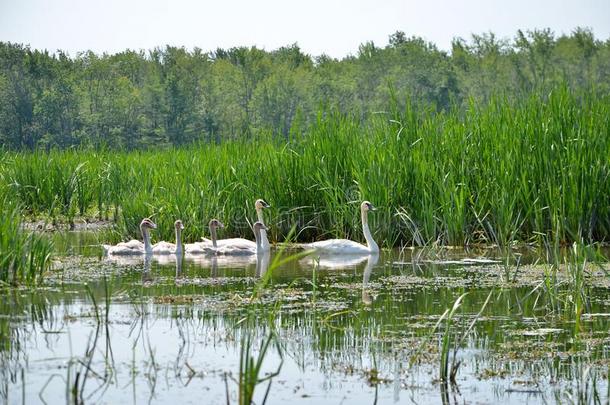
[{"x1": 362, "y1": 254, "x2": 379, "y2": 305}]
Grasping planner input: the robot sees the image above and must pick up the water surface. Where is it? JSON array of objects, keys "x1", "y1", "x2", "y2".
[{"x1": 2, "y1": 232, "x2": 609, "y2": 404}]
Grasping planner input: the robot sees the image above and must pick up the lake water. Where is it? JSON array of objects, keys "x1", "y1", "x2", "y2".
[{"x1": 1, "y1": 232, "x2": 609, "y2": 404}]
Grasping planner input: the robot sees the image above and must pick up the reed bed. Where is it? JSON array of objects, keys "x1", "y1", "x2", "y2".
[
  {"x1": 0, "y1": 198, "x2": 53, "y2": 284},
  {"x1": 1, "y1": 87, "x2": 608, "y2": 247}
]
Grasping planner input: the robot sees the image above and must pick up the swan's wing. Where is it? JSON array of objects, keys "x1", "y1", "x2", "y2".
[
  {"x1": 185, "y1": 242, "x2": 214, "y2": 254},
  {"x1": 152, "y1": 241, "x2": 177, "y2": 254},
  {"x1": 104, "y1": 241, "x2": 145, "y2": 255},
  {"x1": 215, "y1": 244, "x2": 256, "y2": 256},
  {"x1": 121, "y1": 239, "x2": 144, "y2": 249},
  {"x1": 215, "y1": 238, "x2": 256, "y2": 249},
  {"x1": 306, "y1": 239, "x2": 370, "y2": 254},
  {"x1": 103, "y1": 239, "x2": 143, "y2": 254}
]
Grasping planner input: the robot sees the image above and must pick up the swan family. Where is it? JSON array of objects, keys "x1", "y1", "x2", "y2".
[{"x1": 103, "y1": 199, "x2": 379, "y2": 257}]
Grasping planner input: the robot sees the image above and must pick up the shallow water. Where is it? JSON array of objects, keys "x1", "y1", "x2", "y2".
[{"x1": 1, "y1": 232, "x2": 609, "y2": 404}]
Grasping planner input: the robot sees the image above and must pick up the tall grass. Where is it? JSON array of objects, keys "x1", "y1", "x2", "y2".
[
  {"x1": 0, "y1": 198, "x2": 53, "y2": 285},
  {"x1": 1, "y1": 87, "x2": 608, "y2": 247}
]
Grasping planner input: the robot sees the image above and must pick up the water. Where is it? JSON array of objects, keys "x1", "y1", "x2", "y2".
[{"x1": 1, "y1": 232, "x2": 609, "y2": 404}]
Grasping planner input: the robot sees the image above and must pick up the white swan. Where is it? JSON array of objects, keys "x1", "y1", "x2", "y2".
[
  {"x1": 303, "y1": 201, "x2": 379, "y2": 254},
  {"x1": 103, "y1": 218, "x2": 157, "y2": 255},
  {"x1": 210, "y1": 221, "x2": 269, "y2": 255},
  {"x1": 185, "y1": 219, "x2": 223, "y2": 253},
  {"x1": 153, "y1": 220, "x2": 184, "y2": 255}
]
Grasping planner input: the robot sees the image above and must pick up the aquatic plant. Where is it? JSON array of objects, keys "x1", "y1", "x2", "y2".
[
  {"x1": 1, "y1": 87, "x2": 609, "y2": 247},
  {"x1": 236, "y1": 330, "x2": 282, "y2": 405},
  {"x1": 0, "y1": 199, "x2": 53, "y2": 284}
]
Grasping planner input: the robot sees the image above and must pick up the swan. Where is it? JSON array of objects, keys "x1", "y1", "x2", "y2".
[
  {"x1": 211, "y1": 221, "x2": 269, "y2": 255},
  {"x1": 302, "y1": 201, "x2": 379, "y2": 254},
  {"x1": 153, "y1": 220, "x2": 184, "y2": 255},
  {"x1": 103, "y1": 218, "x2": 157, "y2": 255},
  {"x1": 200, "y1": 198, "x2": 271, "y2": 252},
  {"x1": 185, "y1": 219, "x2": 224, "y2": 253}
]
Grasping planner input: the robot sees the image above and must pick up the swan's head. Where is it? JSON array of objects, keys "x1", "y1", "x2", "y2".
[
  {"x1": 140, "y1": 218, "x2": 157, "y2": 230},
  {"x1": 361, "y1": 201, "x2": 376, "y2": 212},
  {"x1": 255, "y1": 199, "x2": 270, "y2": 210},
  {"x1": 174, "y1": 220, "x2": 184, "y2": 230},
  {"x1": 209, "y1": 219, "x2": 224, "y2": 229}
]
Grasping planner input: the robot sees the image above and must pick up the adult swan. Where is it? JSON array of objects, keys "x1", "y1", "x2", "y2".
[{"x1": 303, "y1": 201, "x2": 379, "y2": 254}]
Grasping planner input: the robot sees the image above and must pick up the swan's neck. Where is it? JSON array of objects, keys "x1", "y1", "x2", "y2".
[
  {"x1": 210, "y1": 226, "x2": 218, "y2": 248},
  {"x1": 256, "y1": 208, "x2": 270, "y2": 251},
  {"x1": 175, "y1": 228, "x2": 183, "y2": 254},
  {"x1": 142, "y1": 227, "x2": 152, "y2": 254},
  {"x1": 361, "y1": 209, "x2": 379, "y2": 253}
]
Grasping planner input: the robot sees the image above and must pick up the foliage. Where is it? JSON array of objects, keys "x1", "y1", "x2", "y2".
[
  {"x1": 0, "y1": 28, "x2": 609, "y2": 149},
  {"x1": 1, "y1": 87, "x2": 608, "y2": 247},
  {"x1": 0, "y1": 198, "x2": 53, "y2": 284}
]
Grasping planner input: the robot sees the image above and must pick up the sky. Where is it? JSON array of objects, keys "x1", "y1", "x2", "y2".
[{"x1": 0, "y1": 0, "x2": 609, "y2": 58}]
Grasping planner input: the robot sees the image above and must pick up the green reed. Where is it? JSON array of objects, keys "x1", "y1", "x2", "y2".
[
  {"x1": 1, "y1": 87, "x2": 608, "y2": 247},
  {"x1": 0, "y1": 198, "x2": 53, "y2": 285},
  {"x1": 536, "y1": 241, "x2": 606, "y2": 329}
]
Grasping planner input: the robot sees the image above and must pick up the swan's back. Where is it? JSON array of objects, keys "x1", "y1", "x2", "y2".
[
  {"x1": 215, "y1": 238, "x2": 256, "y2": 249},
  {"x1": 185, "y1": 241, "x2": 213, "y2": 254},
  {"x1": 214, "y1": 244, "x2": 256, "y2": 256},
  {"x1": 103, "y1": 239, "x2": 145, "y2": 255},
  {"x1": 152, "y1": 241, "x2": 177, "y2": 255}
]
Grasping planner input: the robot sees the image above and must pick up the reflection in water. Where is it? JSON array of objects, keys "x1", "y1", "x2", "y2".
[
  {"x1": 361, "y1": 254, "x2": 379, "y2": 305},
  {"x1": 142, "y1": 254, "x2": 153, "y2": 284},
  {"x1": 256, "y1": 251, "x2": 271, "y2": 277},
  {"x1": 184, "y1": 252, "x2": 255, "y2": 268},
  {"x1": 175, "y1": 253, "x2": 183, "y2": 279},
  {"x1": 300, "y1": 252, "x2": 369, "y2": 270}
]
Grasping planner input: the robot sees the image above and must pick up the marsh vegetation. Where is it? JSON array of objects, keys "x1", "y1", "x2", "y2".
[{"x1": 1, "y1": 28, "x2": 609, "y2": 404}]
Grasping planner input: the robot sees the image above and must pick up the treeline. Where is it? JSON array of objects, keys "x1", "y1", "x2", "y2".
[{"x1": 0, "y1": 28, "x2": 609, "y2": 150}]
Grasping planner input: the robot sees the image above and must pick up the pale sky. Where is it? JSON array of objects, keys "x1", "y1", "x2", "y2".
[{"x1": 1, "y1": 0, "x2": 609, "y2": 58}]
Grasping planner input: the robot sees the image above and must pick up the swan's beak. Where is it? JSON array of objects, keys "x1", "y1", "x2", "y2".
[
  {"x1": 217, "y1": 221, "x2": 225, "y2": 228},
  {"x1": 263, "y1": 201, "x2": 270, "y2": 208},
  {"x1": 369, "y1": 204, "x2": 377, "y2": 211},
  {"x1": 180, "y1": 223, "x2": 184, "y2": 229},
  {"x1": 150, "y1": 222, "x2": 158, "y2": 229}
]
